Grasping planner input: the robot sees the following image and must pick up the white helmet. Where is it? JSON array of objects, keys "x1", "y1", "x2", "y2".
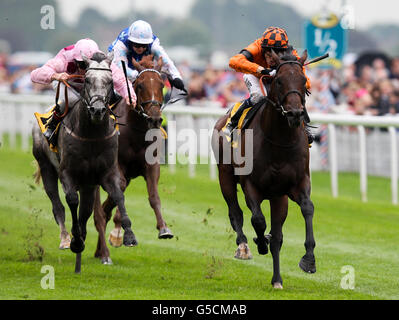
[{"x1": 128, "y1": 20, "x2": 153, "y2": 44}]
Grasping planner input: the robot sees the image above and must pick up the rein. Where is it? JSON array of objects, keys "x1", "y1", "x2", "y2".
[
  {"x1": 259, "y1": 60, "x2": 306, "y2": 148},
  {"x1": 259, "y1": 60, "x2": 305, "y2": 117},
  {"x1": 54, "y1": 74, "x2": 84, "y2": 118},
  {"x1": 58, "y1": 66, "x2": 119, "y2": 142}
]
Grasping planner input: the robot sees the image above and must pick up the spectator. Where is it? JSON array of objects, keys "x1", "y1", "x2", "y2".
[{"x1": 390, "y1": 57, "x2": 399, "y2": 80}]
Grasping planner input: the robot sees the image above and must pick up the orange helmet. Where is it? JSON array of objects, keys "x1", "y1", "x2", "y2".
[{"x1": 261, "y1": 27, "x2": 289, "y2": 49}]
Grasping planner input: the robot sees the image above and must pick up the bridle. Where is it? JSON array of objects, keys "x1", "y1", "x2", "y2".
[
  {"x1": 260, "y1": 60, "x2": 306, "y2": 117},
  {"x1": 133, "y1": 68, "x2": 164, "y2": 120},
  {"x1": 58, "y1": 66, "x2": 119, "y2": 142},
  {"x1": 81, "y1": 67, "x2": 114, "y2": 110}
]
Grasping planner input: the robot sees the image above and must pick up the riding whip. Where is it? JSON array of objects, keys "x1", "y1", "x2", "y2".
[
  {"x1": 121, "y1": 60, "x2": 133, "y2": 105},
  {"x1": 304, "y1": 53, "x2": 330, "y2": 66}
]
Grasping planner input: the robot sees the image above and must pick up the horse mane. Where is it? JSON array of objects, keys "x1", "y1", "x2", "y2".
[
  {"x1": 139, "y1": 55, "x2": 155, "y2": 69},
  {"x1": 279, "y1": 53, "x2": 298, "y2": 62},
  {"x1": 91, "y1": 52, "x2": 107, "y2": 63}
]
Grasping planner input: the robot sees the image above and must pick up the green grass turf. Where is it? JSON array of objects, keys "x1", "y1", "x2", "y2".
[{"x1": 0, "y1": 146, "x2": 398, "y2": 300}]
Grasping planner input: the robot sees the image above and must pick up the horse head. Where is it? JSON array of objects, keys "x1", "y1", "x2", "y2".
[
  {"x1": 80, "y1": 51, "x2": 114, "y2": 123},
  {"x1": 268, "y1": 49, "x2": 308, "y2": 128},
  {"x1": 132, "y1": 55, "x2": 165, "y2": 129}
]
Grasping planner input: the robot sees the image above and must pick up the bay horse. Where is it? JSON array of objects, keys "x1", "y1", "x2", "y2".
[
  {"x1": 212, "y1": 50, "x2": 316, "y2": 289},
  {"x1": 32, "y1": 52, "x2": 137, "y2": 273},
  {"x1": 93, "y1": 55, "x2": 173, "y2": 265}
]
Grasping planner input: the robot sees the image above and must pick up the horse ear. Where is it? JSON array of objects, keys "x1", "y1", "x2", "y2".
[
  {"x1": 270, "y1": 49, "x2": 280, "y2": 66},
  {"x1": 155, "y1": 57, "x2": 163, "y2": 72},
  {"x1": 299, "y1": 49, "x2": 308, "y2": 65},
  {"x1": 106, "y1": 51, "x2": 114, "y2": 65}
]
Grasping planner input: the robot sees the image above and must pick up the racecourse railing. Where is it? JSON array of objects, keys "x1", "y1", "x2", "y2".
[{"x1": 1, "y1": 92, "x2": 399, "y2": 204}]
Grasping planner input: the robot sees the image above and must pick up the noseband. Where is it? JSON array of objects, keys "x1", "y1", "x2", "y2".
[
  {"x1": 134, "y1": 69, "x2": 164, "y2": 120},
  {"x1": 263, "y1": 61, "x2": 306, "y2": 117}
]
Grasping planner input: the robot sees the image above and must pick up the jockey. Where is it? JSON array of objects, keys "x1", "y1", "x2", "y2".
[
  {"x1": 31, "y1": 38, "x2": 136, "y2": 142},
  {"x1": 225, "y1": 27, "x2": 312, "y2": 137},
  {"x1": 108, "y1": 20, "x2": 186, "y2": 92}
]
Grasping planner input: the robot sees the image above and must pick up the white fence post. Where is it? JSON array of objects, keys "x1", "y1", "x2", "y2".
[
  {"x1": 328, "y1": 123, "x2": 338, "y2": 198},
  {"x1": 358, "y1": 125, "x2": 367, "y2": 202},
  {"x1": 389, "y1": 126, "x2": 398, "y2": 205},
  {"x1": 167, "y1": 114, "x2": 176, "y2": 174}
]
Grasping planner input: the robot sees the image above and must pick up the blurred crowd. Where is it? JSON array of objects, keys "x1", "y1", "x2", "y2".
[
  {"x1": 2, "y1": 50, "x2": 399, "y2": 116},
  {"x1": 306, "y1": 55, "x2": 399, "y2": 116}
]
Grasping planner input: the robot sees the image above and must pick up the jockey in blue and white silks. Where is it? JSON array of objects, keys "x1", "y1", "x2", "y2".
[{"x1": 109, "y1": 20, "x2": 186, "y2": 91}]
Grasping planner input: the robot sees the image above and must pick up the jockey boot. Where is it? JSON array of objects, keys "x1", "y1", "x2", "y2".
[
  {"x1": 224, "y1": 98, "x2": 252, "y2": 136},
  {"x1": 305, "y1": 124, "x2": 314, "y2": 145},
  {"x1": 43, "y1": 109, "x2": 62, "y2": 143},
  {"x1": 302, "y1": 106, "x2": 313, "y2": 145},
  {"x1": 109, "y1": 91, "x2": 122, "y2": 107}
]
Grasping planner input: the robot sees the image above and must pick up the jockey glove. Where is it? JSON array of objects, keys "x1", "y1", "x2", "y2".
[
  {"x1": 171, "y1": 78, "x2": 187, "y2": 92},
  {"x1": 260, "y1": 68, "x2": 273, "y2": 76}
]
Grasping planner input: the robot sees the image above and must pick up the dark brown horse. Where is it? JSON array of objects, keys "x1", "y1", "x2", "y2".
[
  {"x1": 94, "y1": 55, "x2": 173, "y2": 264},
  {"x1": 33, "y1": 52, "x2": 137, "y2": 273},
  {"x1": 212, "y1": 50, "x2": 316, "y2": 289}
]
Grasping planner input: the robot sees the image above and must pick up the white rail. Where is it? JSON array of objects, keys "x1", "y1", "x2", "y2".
[{"x1": 1, "y1": 93, "x2": 399, "y2": 204}]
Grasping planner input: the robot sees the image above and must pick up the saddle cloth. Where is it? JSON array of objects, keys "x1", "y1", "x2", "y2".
[
  {"x1": 34, "y1": 106, "x2": 60, "y2": 153},
  {"x1": 225, "y1": 102, "x2": 251, "y2": 130}
]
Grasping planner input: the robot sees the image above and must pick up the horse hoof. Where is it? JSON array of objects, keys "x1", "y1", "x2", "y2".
[
  {"x1": 108, "y1": 228, "x2": 123, "y2": 248},
  {"x1": 234, "y1": 243, "x2": 253, "y2": 260},
  {"x1": 253, "y1": 236, "x2": 269, "y2": 255},
  {"x1": 299, "y1": 256, "x2": 316, "y2": 273},
  {"x1": 272, "y1": 282, "x2": 283, "y2": 289},
  {"x1": 158, "y1": 227, "x2": 174, "y2": 239},
  {"x1": 59, "y1": 236, "x2": 71, "y2": 250},
  {"x1": 123, "y1": 231, "x2": 138, "y2": 247},
  {"x1": 70, "y1": 237, "x2": 85, "y2": 253},
  {"x1": 101, "y1": 257, "x2": 113, "y2": 265}
]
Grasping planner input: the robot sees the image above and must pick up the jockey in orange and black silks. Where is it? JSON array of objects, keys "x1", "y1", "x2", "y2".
[
  {"x1": 225, "y1": 27, "x2": 313, "y2": 140},
  {"x1": 109, "y1": 20, "x2": 186, "y2": 92}
]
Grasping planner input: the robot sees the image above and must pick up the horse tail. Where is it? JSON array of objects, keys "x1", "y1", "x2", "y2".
[{"x1": 33, "y1": 161, "x2": 42, "y2": 185}]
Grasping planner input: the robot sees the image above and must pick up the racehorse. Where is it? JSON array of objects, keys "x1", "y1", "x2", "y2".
[
  {"x1": 93, "y1": 55, "x2": 173, "y2": 265},
  {"x1": 211, "y1": 49, "x2": 316, "y2": 289},
  {"x1": 32, "y1": 52, "x2": 137, "y2": 273}
]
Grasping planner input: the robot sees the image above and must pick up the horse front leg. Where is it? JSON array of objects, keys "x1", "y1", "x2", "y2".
[
  {"x1": 102, "y1": 170, "x2": 137, "y2": 247},
  {"x1": 145, "y1": 163, "x2": 173, "y2": 239},
  {"x1": 60, "y1": 171, "x2": 83, "y2": 273},
  {"x1": 269, "y1": 196, "x2": 288, "y2": 289},
  {"x1": 290, "y1": 181, "x2": 316, "y2": 274}
]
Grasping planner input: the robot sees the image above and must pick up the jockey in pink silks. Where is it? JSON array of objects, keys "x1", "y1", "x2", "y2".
[{"x1": 31, "y1": 38, "x2": 136, "y2": 141}]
